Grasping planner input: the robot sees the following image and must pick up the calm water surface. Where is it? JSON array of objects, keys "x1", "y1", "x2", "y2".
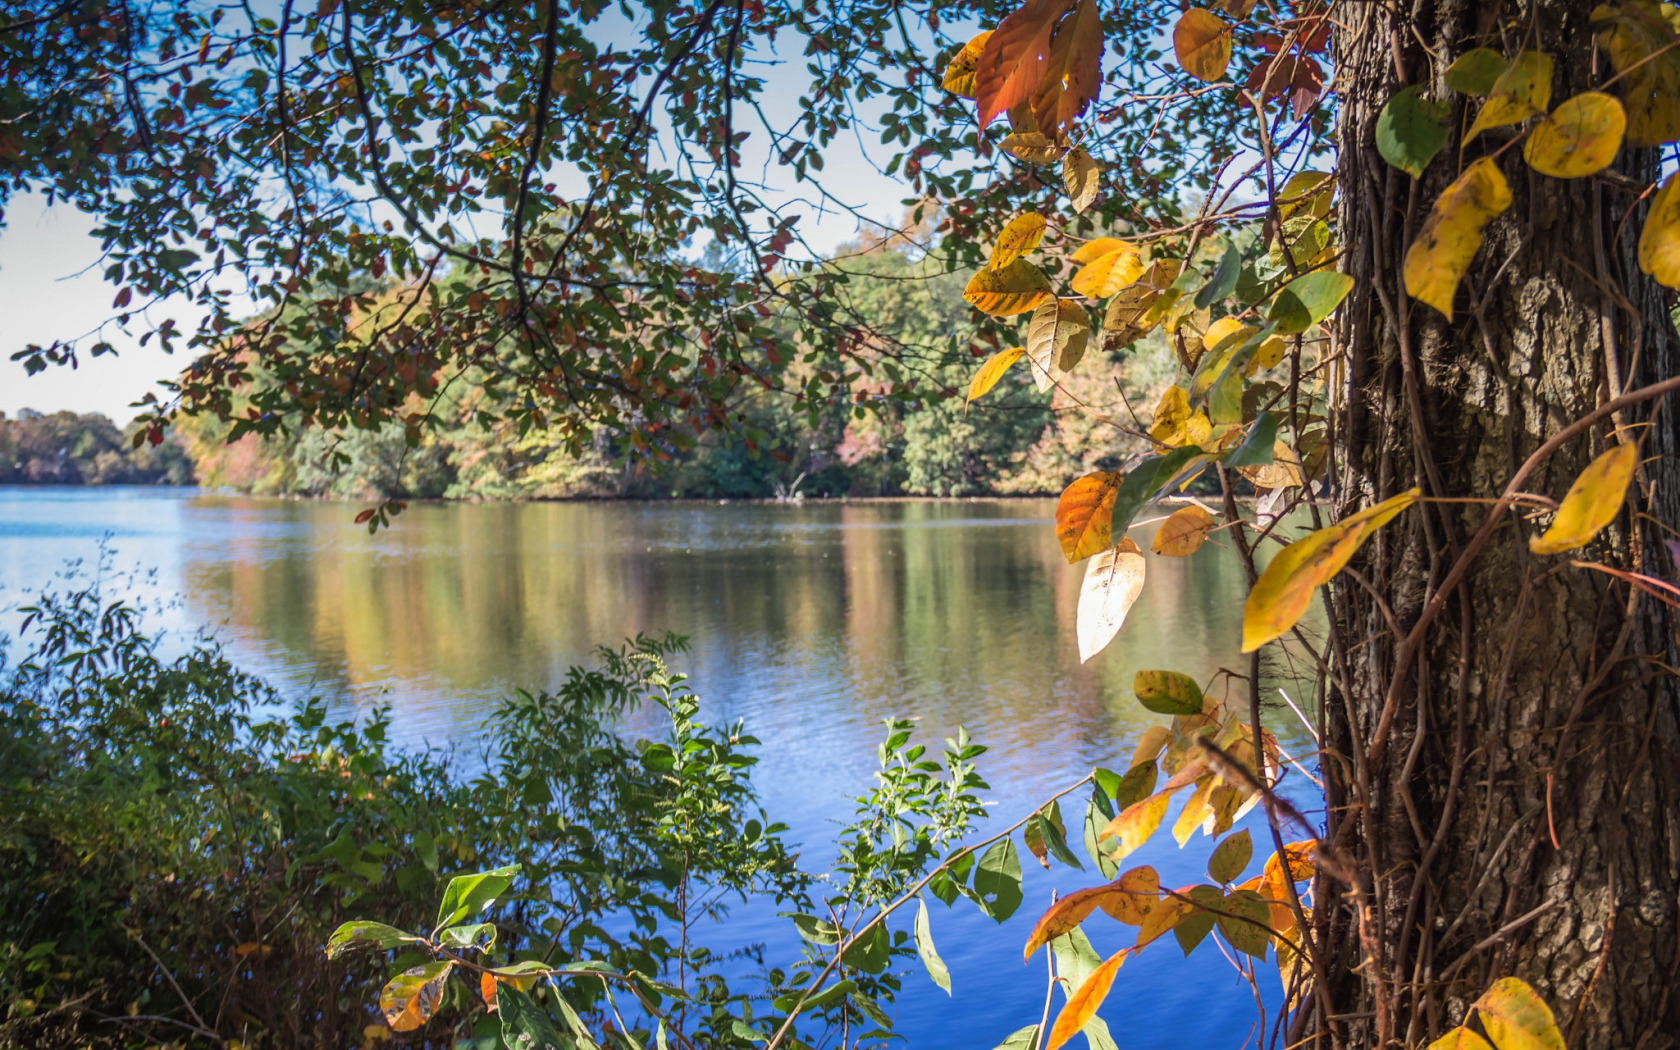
[{"x1": 0, "y1": 487, "x2": 1321, "y2": 1049}]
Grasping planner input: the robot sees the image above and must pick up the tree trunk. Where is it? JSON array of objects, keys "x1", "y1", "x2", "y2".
[{"x1": 1324, "y1": 2, "x2": 1680, "y2": 1047}]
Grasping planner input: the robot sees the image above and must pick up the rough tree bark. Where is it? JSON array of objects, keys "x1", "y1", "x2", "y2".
[{"x1": 1323, "y1": 1, "x2": 1680, "y2": 1047}]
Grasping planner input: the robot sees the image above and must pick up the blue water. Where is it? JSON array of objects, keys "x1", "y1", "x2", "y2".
[{"x1": 0, "y1": 486, "x2": 1322, "y2": 1048}]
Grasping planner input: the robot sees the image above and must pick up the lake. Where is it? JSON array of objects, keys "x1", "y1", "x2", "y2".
[{"x1": 0, "y1": 487, "x2": 1320, "y2": 1049}]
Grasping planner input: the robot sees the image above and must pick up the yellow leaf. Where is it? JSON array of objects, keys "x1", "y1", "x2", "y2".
[
  {"x1": 1131, "y1": 724, "x2": 1170, "y2": 769},
  {"x1": 1152, "y1": 505, "x2": 1218, "y2": 556},
  {"x1": 1062, "y1": 146, "x2": 1100, "y2": 212},
  {"x1": 1045, "y1": 949, "x2": 1129, "y2": 1050},
  {"x1": 1639, "y1": 171, "x2": 1680, "y2": 289},
  {"x1": 991, "y1": 213, "x2": 1049, "y2": 271},
  {"x1": 1078, "y1": 538, "x2": 1146, "y2": 661},
  {"x1": 1100, "y1": 787, "x2": 1169, "y2": 861},
  {"x1": 1426, "y1": 1028, "x2": 1496, "y2": 1050},
  {"x1": 1465, "y1": 51, "x2": 1554, "y2": 141},
  {"x1": 966, "y1": 347, "x2": 1027, "y2": 404},
  {"x1": 1000, "y1": 131, "x2": 1069, "y2": 162},
  {"x1": 1200, "y1": 316, "x2": 1255, "y2": 356},
  {"x1": 1242, "y1": 488, "x2": 1422, "y2": 651},
  {"x1": 379, "y1": 962, "x2": 453, "y2": 1033},
  {"x1": 1171, "y1": 776, "x2": 1216, "y2": 845},
  {"x1": 1056, "y1": 470, "x2": 1122, "y2": 562},
  {"x1": 1101, "y1": 865, "x2": 1162, "y2": 925},
  {"x1": 1278, "y1": 171, "x2": 1334, "y2": 220},
  {"x1": 1473, "y1": 977, "x2": 1565, "y2": 1050},
  {"x1": 1246, "y1": 334, "x2": 1287, "y2": 375},
  {"x1": 1173, "y1": 9, "x2": 1232, "y2": 82},
  {"x1": 1100, "y1": 260, "x2": 1178, "y2": 351},
  {"x1": 1402, "y1": 158, "x2": 1512, "y2": 319},
  {"x1": 964, "y1": 259, "x2": 1054, "y2": 316},
  {"x1": 941, "y1": 31, "x2": 993, "y2": 98},
  {"x1": 1237, "y1": 440, "x2": 1305, "y2": 490},
  {"x1": 1528, "y1": 442, "x2": 1638, "y2": 555},
  {"x1": 1523, "y1": 92, "x2": 1626, "y2": 177},
  {"x1": 1069, "y1": 237, "x2": 1125, "y2": 264},
  {"x1": 1148, "y1": 386, "x2": 1193, "y2": 446},
  {"x1": 1592, "y1": 0, "x2": 1680, "y2": 146},
  {"x1": 1022, "y1": 882, "x2": 1123, "y2": 959},
  {"x1": 1025, "y1": 298, "x2": 1091, "y2": 391},
  {"x1": 1071, "y1": 240, "x2": 1144, "y2": 298}
]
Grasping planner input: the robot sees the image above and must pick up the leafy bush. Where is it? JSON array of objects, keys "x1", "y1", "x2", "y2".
[
  {"x1": 0, "y1": 585, "x2": 992, "y2": 1050},
  {"x1": 0, "y1": 583, "x2": 799, "y2": 1048}
]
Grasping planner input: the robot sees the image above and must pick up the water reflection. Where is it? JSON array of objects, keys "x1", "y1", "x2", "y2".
[{"x1": 0, "y1": 489, "x2": 1321, "y2": 1048}]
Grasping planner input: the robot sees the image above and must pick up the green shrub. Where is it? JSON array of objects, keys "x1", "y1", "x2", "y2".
[
  {"x1": 0, "y1": 584, "x2": 994, "y2": 1050},
  {"x1": 0, "y1": 584, "x2": 811, "y2": 1048}
]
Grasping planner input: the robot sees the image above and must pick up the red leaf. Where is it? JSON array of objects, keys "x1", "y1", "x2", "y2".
[{"x1": 975, "y1": 0, "x2": 1075, "y2": 130}]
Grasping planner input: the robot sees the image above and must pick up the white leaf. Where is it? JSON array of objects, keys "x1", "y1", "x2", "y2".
[{"x1": 1077, "y1": 538, "x2": 1146, "y2": 662}]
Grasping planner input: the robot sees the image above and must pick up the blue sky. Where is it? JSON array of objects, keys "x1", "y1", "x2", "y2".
[{"x1": 0, "y1": 7, "x2": 941, "y2": 423}]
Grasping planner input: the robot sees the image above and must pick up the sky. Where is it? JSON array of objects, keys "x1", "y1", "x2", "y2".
[
  {"x1": 0, "y1": 5, "x2": 935, "y2": 425},
  {"x1": 0, "y1": 193, "x2": 208, "y2": 423}
]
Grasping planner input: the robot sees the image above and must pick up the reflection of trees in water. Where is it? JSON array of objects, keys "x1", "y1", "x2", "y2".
[{"x1": 179, "y1": 499, "x2": 1312, "y2": 757}]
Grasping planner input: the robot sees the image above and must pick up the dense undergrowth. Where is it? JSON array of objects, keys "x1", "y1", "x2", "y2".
[{"x1": 1, "y1": 581, "x2": 965, "y2": 1049}]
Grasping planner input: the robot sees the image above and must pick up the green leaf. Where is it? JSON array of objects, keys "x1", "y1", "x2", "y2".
[
  {"x1": 1040, "y1": 803, "x2": 1084, "y2": 870},
  {"x1": 1207, "y1": 829, "x2": 1253, "y2": 884},
  {"x1": 552, "y1": 987, "x2": 602, "y2": 1049},
  {"x1": 1267, "y1": 271, "x2": 1354, "y2": 334},
  {"x1": 1216, "y1": 888, "x2": 1272, "y2": 959},
  {"x1": 499, "y1": 983, "x2": 568, "y2": 1050},
  {"x1": 1377, "y1": 85, "x2": 1450, "y2": 177},
  {"x1": 435, "y1": 864, "x2": 520, "y2": 932},
  {"x1": 1048, "y1": 927, "x2": 1121, "y2": 1050},
  {"x1": 1091, "y1": 767, "x2": 1121, "y2": 810},
  {"x1": 852, "y1": 989, "x2": 893, "y2": 1029},
  {"x1": 788, "y1": 913, "x2": 843, "y2": 945},
  {"x1": 437, "y1": 922, "x2": 497, "y2": 951},
  {"x1": 1224, "y1": 412, "x2": 1279, "y2": 468},
  {"x1": 1083, "y1": 795, "x2": 1120, "y2": 878},
  {"x1": 994, "y1": 1025, "x2": 1041, "y2": 1050},
  {"x1": 974, "y1": 839, "x2": 1024, "y2": 921},
  {"x1": 1446, "y1": 48, "x2": 1507, "y2": 95},
  {"x1": 841, "y1": 922, "x2": 891, "y2": 974},
  {"x1": 1133, "y1": 670, "x2": 1204, "y2": 715},
  {"x1": 1110, "y1": 446, "x2": 1206, "y2": 537},
  {"x1": 1194, "y1": 242, "x2": 1241, "y2": 308},
  {"x1": 1174, "y1": 885, "x2": 1224, "y2": 955},
  {"x1": 325, "y1": 921, "x2": 422, "y2": 959},
  {"x1": 1111, "y1": 759, "x2": 1158, "y2": 811},
  {"x1": 914, "y1": 898, "x2": 952, "y2": 994}
]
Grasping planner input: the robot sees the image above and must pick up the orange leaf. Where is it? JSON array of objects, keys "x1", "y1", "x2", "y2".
[
  {"x1": 1046, "y1": 948, "x2": 1129, "y2": 1050},
  {"x1": 1100, "y1": 864, "x2": 1162, "y2": 925},
  {"x1": 976, "y1": 0, "x2": 1076, "y2": 129},
  {"x1": 1030, "y1": 0, "x2": 1103, "y2": 132},
  {"x1": 1056, "y1": 470, "x2": 1122, "y2": 562},
  {"x1": 1022, "y1": 882, "x2": 1122, "y2": 959},
  {"x1": 379, "y1": 962, "x2": 453, "y2": 1033},
  {"x1": 1135, "y1": 893, "x2": 1193, "y2": 948},
  {"x1": 1099, "y1": 789, "x2": 1169, "y2": 862}
]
